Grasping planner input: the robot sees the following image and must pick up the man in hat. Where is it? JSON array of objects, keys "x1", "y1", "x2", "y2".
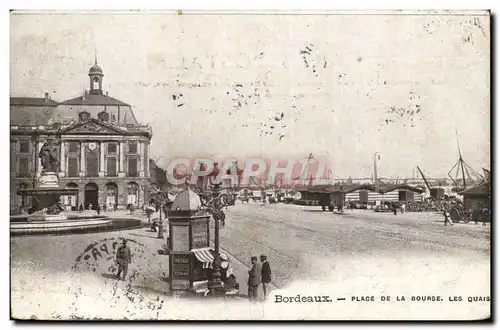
[
  {"x1": 247, "y1": 256, "x2": 261, "y2": 301},
  {"x1": 260, "y1": 255, "x2": 272, "y2": 299},
  {"x1": 116, "y1": 239, "x2": 132, "y2": 280}
]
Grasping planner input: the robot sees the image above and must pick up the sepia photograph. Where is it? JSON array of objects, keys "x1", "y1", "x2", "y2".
[{"x1": 8, "y1": 9, "x2": 491, "y2": 320}]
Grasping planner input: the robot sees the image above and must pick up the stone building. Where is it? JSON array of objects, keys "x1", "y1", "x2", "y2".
[{"x1": 10, "y1": 60, "x2": 152, "y2": 211}]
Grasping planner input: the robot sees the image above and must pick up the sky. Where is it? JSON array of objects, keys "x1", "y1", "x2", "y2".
[{"x1": 9, "y1": 10, "x2": 490, "y2": 179}]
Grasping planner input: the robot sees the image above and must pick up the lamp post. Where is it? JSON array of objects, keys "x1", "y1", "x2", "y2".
[
  {"x1": 212, "y1": 183, "x2": 226, "y2": 253},
  {"x1": 196, "y1": 183, "x2": 231, "y2": 296},
  {"x1": 151, "y1": 190, "x2": 168, "y2": 239},
  {"x1": 209, "y1": 183, "x2": 224, "y2": 295}
]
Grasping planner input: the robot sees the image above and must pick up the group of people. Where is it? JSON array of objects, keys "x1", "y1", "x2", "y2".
[
  {"x1": 78, "y1": 203, "x2": 105, "y2": 215},
  {"x1": 78, "y1": 203, "x2": 133, "y2": 215},
  {"x1": 112, "y1": 241, "x2": 273, "y2": 301},
  {"x1": 247, "y1": 255, "x2": 272, "y2": 301},
  {"x1": 78, "y1": 203, "x2": 96, "y2": 212}
]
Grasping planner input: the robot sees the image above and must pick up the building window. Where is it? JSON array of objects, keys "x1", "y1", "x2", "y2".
[
  {"x1": 19, "y1": 141, "x2": 30, "y2": 154},
  {"x1": 127, "y1": 182, "x2": 139, "y2": 207},
  {"x1": 107, "y1": 143, "x2": 117, "y2": 154},
  {"x1": 107, "y1": 157, "x2": 117, "y2": 177},
  {"x1": 17, "y1": 157, "x2": 30, "y2": 177},
  {"x1": 128, "y1": 142, "x2": 137, "y2": 154},
  {"x1": 17, "y1": 183, "x2": 32, "y2": 208},
  {"x1": 128, "y1": 157, "x2": 138, "y2": 177},
  {"x1": 86, "y1": 151, "x2": 99, "y2": 177},
  {"x1": 69, "y1": 142, "x2": 79, "y2": 153},
  {"x1": 78, "y1": 111, "x2": 91, "y2": 121},
  {"x1": 68, "y1": 157, "x2": 79, "y2": 177}
]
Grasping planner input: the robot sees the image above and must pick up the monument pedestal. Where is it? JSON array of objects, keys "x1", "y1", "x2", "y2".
[
  {"x1": 15, "y1": 141, "x2": 79, "y2": 224},
  {"x1": 38, "y1": 172, "x2": 59, "y2": 188},
  {"x1": 26, "y1": 172, "x2": 69, "y2": 222}
]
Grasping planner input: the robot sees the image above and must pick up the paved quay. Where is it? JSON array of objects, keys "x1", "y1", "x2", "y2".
[
  {"x1": 11, "y1": 209, "x2": 275, "y2": 320},
  {"x1": 11, "y1": 205, "x2": 490, "y2": 320}
]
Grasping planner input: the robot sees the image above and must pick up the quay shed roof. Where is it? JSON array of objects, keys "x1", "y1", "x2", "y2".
[{"x1": 459, "y1": 184, "x2": 490, "y2": 197}]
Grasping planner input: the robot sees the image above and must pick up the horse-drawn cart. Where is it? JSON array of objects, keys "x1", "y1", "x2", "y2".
[
  {"x1": 449, "y1": 206, "x2": 472, "y2": 223},
  {"x1": 449, "y1": 205, "x2": 490, "y2": 224}
]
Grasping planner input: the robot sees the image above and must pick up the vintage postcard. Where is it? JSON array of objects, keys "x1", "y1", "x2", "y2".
[{"x1": 9, "y1": 10, "x2": 491, "y2": 320}]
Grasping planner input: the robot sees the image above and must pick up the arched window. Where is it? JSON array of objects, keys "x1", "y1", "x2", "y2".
[
  {"x1": 127, "y1": 182, "x2": 139, "y2": 207},
  {"x1": 105, "y1": 182, "x2": 118, "y2": 209},
  {"x1": 64, "y1": 183, "x2": 79, "y2": 210},
  {"x1": 17, "y1": 183, "x2": 31, "y2": 209},
  {"x1": 93, "y1": 77, "x2": 100, "y2": 90},
  {"x1": 84, "y1": 182, "x2": 99, "y2": 210}
]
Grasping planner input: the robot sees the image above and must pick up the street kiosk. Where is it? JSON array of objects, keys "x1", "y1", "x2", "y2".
[
  {"x1": 166, "y1": 186, "x2": 239, "y2": 297},
  {"x1": 168, "y1": 187, "x2": 211, "y2": 296}
]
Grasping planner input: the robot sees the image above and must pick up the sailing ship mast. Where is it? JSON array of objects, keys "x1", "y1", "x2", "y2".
[{"x1": 448, "y1": 129, "x2": 483, "y2": 191}]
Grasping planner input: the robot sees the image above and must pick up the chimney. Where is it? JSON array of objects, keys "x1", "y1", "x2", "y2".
[{"x1": 44, "y1": 92, "x2": 49, "y2": 103}]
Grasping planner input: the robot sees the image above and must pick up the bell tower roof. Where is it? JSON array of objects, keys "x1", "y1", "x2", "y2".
[
  {"x1": 89, "y1": 63, "x2": 103, "y2": 75},
  {"x1": 89, "y1": 57, "x2": 103, "y2": 76},
  {"x1": 88, "y1": 56, "x2": 104, "y2": 95}
]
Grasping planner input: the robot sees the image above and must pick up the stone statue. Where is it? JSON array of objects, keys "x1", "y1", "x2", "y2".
[
  {"x1": 39, "y1": 140, "x2": 60, "y2": 173},
  {"x1": 46, "y1": 202, "x2": 64, "y2": 215}
]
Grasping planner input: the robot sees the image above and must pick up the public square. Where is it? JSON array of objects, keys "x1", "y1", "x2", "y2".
[
  {"x1": 9, "y1": 10, "x2": 491, "y2": 321},
  {"x1": 11, "y1": 202, "x2": 491, "y2": 320}
]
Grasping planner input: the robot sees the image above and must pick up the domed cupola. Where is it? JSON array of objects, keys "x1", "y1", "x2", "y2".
[
  {"x1": 89, "y1": 63, "x2": 103, "y2": 75},
  {"x1": 88, "y1": 57, "x2": 104, "y2": 95}
]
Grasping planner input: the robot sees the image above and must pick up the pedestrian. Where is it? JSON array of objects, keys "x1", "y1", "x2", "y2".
[
  {"x1": 96, "y1": 204, "x2": 101, "y2": 216},
  {"x1": 444, "y1": 209, "x2": 453, "y2": 226},
  {"x1": 393, "y1": 203, "x2": 397, "y2": 215},
  {"x1": 116, "y1": 239, "x2": 132, "y2": 280},
  {"x1": 87, "y1": 203, "x2": 93, "y2": 211},
  {"x1": 260, "y1": 255, "x2": 272, "y2": 300},
  {"x1": 103, "y1": 203, "x2": 107, "y2": 213},
  {"x1": 130, "y1": 203, "x2": 135, "y2": 215},
  {"x1": 146, "y1": 206, "x2": 154, "y2": 224},
  {"x1": 79, "y1": 204, "x2": 84, "y2": 212},
  {"x1": 247, "y1": 256, "x2": 261, "y2": 301},
  {"x1": 401, "y1": 203, "x2": 406, "y2": 214}
]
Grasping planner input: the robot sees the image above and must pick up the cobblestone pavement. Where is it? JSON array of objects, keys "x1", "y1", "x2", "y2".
[
  {"x1": 10, "y1": 210, "x2": 273, "y2": 319},
  {"x1": 10, "y1": 204, "x2": 490, "y2": 320},
  {"x1": 215, "y1": 202, "x2": 490, "y2": 290}
]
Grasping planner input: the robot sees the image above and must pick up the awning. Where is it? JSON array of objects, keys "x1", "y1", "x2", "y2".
[
  {"x1": 191, "y1": 248, "x2": 229, "y2": 269},
  {"x1": 191, "y1": 248, "x2": 214, "y2": 263}
]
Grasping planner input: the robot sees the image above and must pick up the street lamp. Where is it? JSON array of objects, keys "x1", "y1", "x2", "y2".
[
  {"x1": 150, "y1": 190, "x2": 169, "y2": 239},
  {"x1": 199, "y1": 182, "x2": 234, "y2": 296}
]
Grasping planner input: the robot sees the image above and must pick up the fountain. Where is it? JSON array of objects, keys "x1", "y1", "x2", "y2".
[{"x1": 11, "y1": 138, "x2": 114, "y2": 235}]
